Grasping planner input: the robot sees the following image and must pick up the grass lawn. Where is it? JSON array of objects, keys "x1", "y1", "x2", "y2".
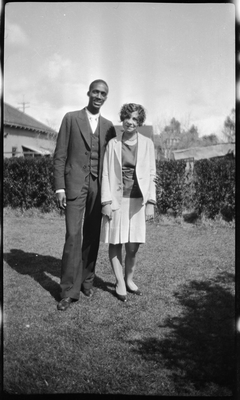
[{"x1": 3, "y1": 209, "x2": 236, "y2": 395}]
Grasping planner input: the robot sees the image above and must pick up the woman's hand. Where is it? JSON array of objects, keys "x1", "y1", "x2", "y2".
[
  {"x1": 145, "y1": 203, "x2": 154, "y2": 221},
  {"x1": 102, "y1": 204, "x2": 112, "y2": 220}
]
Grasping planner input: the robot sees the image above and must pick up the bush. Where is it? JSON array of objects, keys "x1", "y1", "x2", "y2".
[
  {"x1": 3, "y1": 156, "x2": 235, "y2": 219},
  {"x1": 155, "y1": 157, "x2": 235, "y2": 220},
  {"x1": 193, "y1": 158, "x2": 235, "y2": 220},
  {"x1": 4, "y1": 157, "x2": 57, "y2": 212},
  {"x1": 156, "y1": 160, "x2": 187, "y2": 216}
]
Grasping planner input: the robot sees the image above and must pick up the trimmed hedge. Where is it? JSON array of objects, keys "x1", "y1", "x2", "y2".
[
  {"x1": 156, "y1": 157, "x2": 235, "y2": 220},
  {"x1": 193, "y1": 158, "x2": 235, "y2": 219},
  {"x1": 3, "y1": 156, "x2": 235, "y2": 220},
  {"x1": 3, "y1": 157, "x2": 57, "y2": 212},
  {"x1": 156, "y1": 160, "x2": 187, "y2": 216}
]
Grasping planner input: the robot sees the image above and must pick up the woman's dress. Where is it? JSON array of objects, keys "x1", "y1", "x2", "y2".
[{"x1": 100, "y1": 139, "x2": 146, "y2": 244}]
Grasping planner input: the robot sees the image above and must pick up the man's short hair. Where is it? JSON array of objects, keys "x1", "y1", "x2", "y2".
[{"x1": 89, "y1": 79, "x2": 109, "y2": 92}]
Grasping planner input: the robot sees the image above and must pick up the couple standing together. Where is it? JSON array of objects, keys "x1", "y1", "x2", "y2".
[{"x1": 54, "y1": 79, "x2": 156, "y2": 311}]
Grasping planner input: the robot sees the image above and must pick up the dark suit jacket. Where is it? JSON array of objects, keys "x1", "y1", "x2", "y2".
[{"x1": 53, "y1": 108, "x2": 116, "y2": 198}]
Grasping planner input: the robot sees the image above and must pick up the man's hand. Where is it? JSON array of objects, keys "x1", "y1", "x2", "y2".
[
  {"x1": 145, "y1": 203, "x2": 154, "y2": 221},
  {"x1": 56, "y1": 192, "x2": 66, "y2": 210},
  {"x1": 102, "y1": 204, "x2": 112, "y2": 220}
]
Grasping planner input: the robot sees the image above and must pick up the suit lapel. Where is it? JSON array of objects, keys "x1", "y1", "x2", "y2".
[
  {"x1": 136, "y1": 132, "x2": 145, "y2": 166},
  {"x1": 99, "y1": 116, "x2": 107, "y2": 151},
  {"x1": 114, "y1": 133, "x2": 123, "y2": 167},
  {"x1": 76, "y1": 109, "x2": 91, "y2": 148}
]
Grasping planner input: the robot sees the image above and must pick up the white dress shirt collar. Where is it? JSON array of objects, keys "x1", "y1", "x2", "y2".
[{"x1": 85, "y1": 108, "x2": 100, "y2": 133}]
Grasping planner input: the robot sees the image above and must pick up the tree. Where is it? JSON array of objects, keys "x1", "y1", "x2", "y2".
[
  {"x1": 175, "y1": 124, "x2": 200, "y2": 150},
  {"x1": 222, "y1": 109, "x2": 235, "y2": 143},
  {"x1": 157, "y1": 118, "x2": 202, "y2": 158},
  {"x1": 156, "y1": 116, "x2": 223, "y2": 160},
  {"x1": 157, "y1": 118, "x2": 182, "y2": 159},
  {"x1": 159, "y1": 118, "x2": 181, "y2": 147},
  {"x1": 200, "y1": 134, "x2": 219, "y2": 147}
]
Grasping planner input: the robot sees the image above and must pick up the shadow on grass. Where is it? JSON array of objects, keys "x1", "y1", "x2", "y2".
[
  {"x1": 4, "y1": 249, "x2": 61, "y2": 300},
  {"x1": 4, "y1": 249, "x2": 115, "y2": 301},
  {"x1": 128, "y1": 271, "x2": 235, "y2": 395},
  {"x1": 93, "y1": 275, "x2": 116, "y2": 294}
]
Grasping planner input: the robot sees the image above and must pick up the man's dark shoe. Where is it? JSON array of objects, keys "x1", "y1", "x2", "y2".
[
  {"x1": 57, "y1": 297, "x2": 74, "y2": 311},
  {"x1": 82, "y1": 288, "x2": 93, "y2": 298}
]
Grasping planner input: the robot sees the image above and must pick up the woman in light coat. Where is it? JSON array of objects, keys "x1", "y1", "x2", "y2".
[{"x1": 101, "y1": 103, "x2": 156, "y2": 302}]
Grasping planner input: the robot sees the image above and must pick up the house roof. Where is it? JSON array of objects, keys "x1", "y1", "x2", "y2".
[
  {"x1": 172, "y1": 143, "x2": 235, "y2": 161},
  {"x1": 114, "y1": 125, "x2": 154, "y2": 140},
  {"x1": 4, "y1": 103, "x2": 56, "y2": 135}
]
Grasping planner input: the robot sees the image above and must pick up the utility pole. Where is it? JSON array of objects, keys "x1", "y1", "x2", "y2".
[{"x1": 18, "y1": 96, "x2": 30, "y2": 113}]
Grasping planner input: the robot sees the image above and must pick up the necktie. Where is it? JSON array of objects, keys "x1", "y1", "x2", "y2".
[{"x1": 89, "y1": 116, "x2": 98, "y2": 133}]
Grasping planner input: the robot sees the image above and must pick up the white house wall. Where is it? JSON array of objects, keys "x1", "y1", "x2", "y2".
[{"x1": 4, "y1": 126, "x2": 56, "y2": 157}]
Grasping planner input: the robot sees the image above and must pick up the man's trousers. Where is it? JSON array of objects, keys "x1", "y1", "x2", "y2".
[{"x1": 60, "y1": 174, "x2": 102, "y2": 300}]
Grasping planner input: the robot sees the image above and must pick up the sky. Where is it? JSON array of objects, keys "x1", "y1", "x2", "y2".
[{"x1": 4, "y1": 2, "x2": 236, "y2": 139}]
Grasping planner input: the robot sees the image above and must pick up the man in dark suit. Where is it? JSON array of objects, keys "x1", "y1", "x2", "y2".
[{"x1": 54, "y1": 79, "x2": 116, "y2": 311}]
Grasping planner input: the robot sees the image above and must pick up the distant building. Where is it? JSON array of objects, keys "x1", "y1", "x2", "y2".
[
  {"x1": 163, "y1": 137, "x2": 180, "y2": 160},
  {"x1": 4, "y1": 103, "x2": 57, "y2": 158},
  {"x1": 172, "y1": 143, "x2": 235, "y2": 161},
  {"x1": 164, "y1": 136, "x2": 180, "y2": 148}
]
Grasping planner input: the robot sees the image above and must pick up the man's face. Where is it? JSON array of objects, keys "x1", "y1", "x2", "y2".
[{"x1": 87, "y1": 82, "x2": 108, "y2": 111}]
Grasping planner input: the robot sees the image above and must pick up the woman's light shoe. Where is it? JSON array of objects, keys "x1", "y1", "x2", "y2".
[
  {"x1": 115, "y1": 284, "x2": 127, "y2": 302},
  {"x1": 126, "y1": 286, "x2": 142, "y2": 296},
  {"x1": 115, "y1": 291, "x2": 127, "y2": 302}
]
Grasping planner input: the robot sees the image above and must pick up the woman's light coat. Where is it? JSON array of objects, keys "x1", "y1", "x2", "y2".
[{"x1": 101, "y1": 132, "x2": 156, "y2": 210}]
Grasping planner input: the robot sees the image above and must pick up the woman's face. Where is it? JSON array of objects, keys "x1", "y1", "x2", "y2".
[{"x1": 122, "y1": 111, "x2": 139, "y2": 133}]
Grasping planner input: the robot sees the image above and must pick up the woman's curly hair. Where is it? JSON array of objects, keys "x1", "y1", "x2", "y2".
[{"x1": 119, "y1": 103, "x2": 146, "y2": 126}]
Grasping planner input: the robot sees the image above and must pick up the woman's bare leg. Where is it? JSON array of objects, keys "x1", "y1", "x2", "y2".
[
  {"x1": 109, "y1": 244, "x2": 127, "y2": 296},
  {"x1": 124, "y1": 242, "x2": 140, "y2": 291}
]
